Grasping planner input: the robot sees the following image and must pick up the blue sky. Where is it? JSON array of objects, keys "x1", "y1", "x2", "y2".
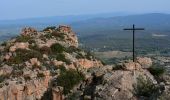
[{"x1": 0, "y1": 0, "x2": 170, "y2": 20}]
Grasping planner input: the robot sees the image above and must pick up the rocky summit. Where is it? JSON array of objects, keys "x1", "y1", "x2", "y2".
[{"x1": 0, "y1": 25, "x2": 170, "y2": 100}]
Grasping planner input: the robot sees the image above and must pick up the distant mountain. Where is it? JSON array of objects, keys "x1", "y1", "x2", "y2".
[
  {"x1": 71, "y1": 13, "x2": 170, "y2": 36},
  {"x1": 0, "y1": 12, "x2": 129, "y2": 41},
  {"x1": 0, "y1": 12, "x2": 128, "y2": 28},
  {"x1": 0, "y1": 13, "x2": 170, "y2": 41}
]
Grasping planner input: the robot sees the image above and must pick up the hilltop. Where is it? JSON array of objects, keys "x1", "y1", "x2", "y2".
[{"x1": 0, "y1": 25, "x2": 170, "y2": 100}]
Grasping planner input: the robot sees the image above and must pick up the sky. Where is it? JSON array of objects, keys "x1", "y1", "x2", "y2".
[{"x1": 0, "y1": 0, "x2": 170, "y2": 20}]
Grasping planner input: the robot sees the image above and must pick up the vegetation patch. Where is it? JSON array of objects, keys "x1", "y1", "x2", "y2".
[
  {"x1": 51, "y1": 43, "x2": 66, "y2": 53},
  {"x1": 56, "y1": 53, "x2": 71, "y2": 65},
  {"x1": 149, "y1": 64, "x2": 165, "y2": 77},
  {"x1": 8, "y1": 49, "x2": 42, "y2": 64},
  {"x1": 15, "y1": 35, "x2": 31, "y2": 42},
  {"x1": 39, "y1": 46, "x2": 52, "y2": 55},
  {"x1": 0, "y1": 42, "x2": 7, "y2": 46},
  {"x1": 43, "y1": 26, "x2": 56, "y2": 32},
  {"x1": 52, "y1": 31, "x2": 65, "y2": 40},
  {"x1": 134, "y1": 75, "x2": 159, "y2": 98},
  {"x1": 66, "y1": 46, "x2": 82, "y2": 53},
  {"x1": 53, "y1": 66, "x2": 85, "y2": 95},
  {"x1": 37, "y1": 73, "x2": 45, "y2": 78},
  {"x1": 0, "y1": 75, "x2": 8, "y2": 83},
  {"x1": 24, "y1": 76, "x2": 31, "y2": 81}
]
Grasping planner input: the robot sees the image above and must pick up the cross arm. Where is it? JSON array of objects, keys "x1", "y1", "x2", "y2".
[{"x1": 123, "y1": 28, "x2": 145, "y2": 30}]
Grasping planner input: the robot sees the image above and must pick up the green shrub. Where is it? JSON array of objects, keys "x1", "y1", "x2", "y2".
[
  {"x1": 134, "y1": 75, "x2": 158, "y2": 97},
  {"x1": 149, "y1": 66, "x2": 165, "y2": 77},
  {"x1": 57, "y1": 69, "x2": 85, "y2": 95},
  {"x1": 28, "y1": 39, "x2": 36, "y2": 44},
  {"x1": 0, "y1": 75, "x2": 8, "y2": 83},
  {"x1": 29, "y1": 44, "x2": 39, "y2": 51},
  {"x1": 15, "y1": 35, "x2": 31, "y2": 42},
  {"x1": 56, "y1": 53, "x2": 71, "y2": 65},
  {"x1": 66, "y1": 46, "x2": 82, "y2": 53},
  {"x1": 8, "y1": 49, "x2": 42, "y2": 64},
  {"x1": 24, "y1": 76, "x2": 31, "y2": 81},
  {"x1": 39, "y1": 46, "x2": 52, "y2": 54},
  {"x1": 52, "y1": 31, "x2": 65, "y2": 40},
  {"x1": 44, "y1": 33, "x2": 53, "y2": 39},
  {"x1": 43, "y1": 26, "x2": 56, "y2": 31},
  {"x1": 51, "y1": 43, "x2": 66, "y2": 53},
  {"x1": 113, "y1": 64, "x2": 123, "y2": 70},
  {"x1": 37, "y1": 73, "x2": 45, "y2": 78},
  {"x1": 85, "y1": 51, "x2": 94, "y2": 60},
  {"x1": 1, "y1": 42, "x2": 7, "y2": 46},
  {"x1": 76, "y1": 52, "x2": 85, "y2": 59}
]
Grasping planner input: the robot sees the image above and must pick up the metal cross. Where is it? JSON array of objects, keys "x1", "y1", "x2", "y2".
[{"x1": 123, "y1": 24, "x2": 144, "y2": 62}]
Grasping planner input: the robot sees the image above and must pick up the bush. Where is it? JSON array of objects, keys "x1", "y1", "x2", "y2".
[
  {"x1": 149, "y1": 66, "x2": 165, "y2": 77},
  {"x1": 29, "y1": 44, "x2": 39, "y2": 51},
  {"x1": 15, "y1": 35, "x2": 31, "y2": 42},
  {"x1": 56, "y1": 53, "x2": 71, "y2": 65},
  {"x1": 113, "y1": 64, "x2": 123, "y2": 70},
  {"x1": 76, "y1": 52, "x2": 85, "y2": 59},
  {"x1": 51, "y1": 43, "x2": 66, "y2": 53},
  {"x1": 24, "y1": 76, "x2": 31, "y2": 81},
  {"x1": 43, "y1": 26, "x2": 56, "y2": 31},
  {"x1": 0, "y1": 75, "x2": 8, "y2": 83},
  {"x1": 8, "y1": 49, "x2": 42, "y2": 64},
  {"x1": 66, "y1": 46, "x2": 82, "y2": 53},
  {"x1": 134, "y1": 75, "x2": 159, "y2": 98},
  {"x1": 52, "y1": 31, "x2": 65, "y2": 40},
  {"x1": 44, "y1": 33, "x2": 53, "y2": 39},
  {"x1": 1, "y1": 42, "x2": 7, "y2": 46},
  {"x1": 39, "y1": 46, "x2": 52, "y2": 54},
  {"x1": 28, "y1": 39, "x2": 36, "y2": 44},
  {"x1": 53, "y1": 67, "x2": 85, "y2": 95},
  {"x1": 37, "y1": 73, "x2": 45, "y2": 78}
]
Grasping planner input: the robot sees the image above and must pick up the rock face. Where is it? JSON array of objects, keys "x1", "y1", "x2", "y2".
[
  {"x1": 67, "y1": 59, "x2": 159, "y2": 100},
  {"x1": 137, "y1": 57, "x2": 152, "y2": 69},
  {"x1": 0, "y1": 25, "x2": 102, "y2": 100},
  {"x1": 0, "y1": 71, "x2": 52, "y2": 100}
]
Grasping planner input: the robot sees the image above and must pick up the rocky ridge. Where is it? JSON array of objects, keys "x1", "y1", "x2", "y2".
[
  {"x1": 0, "y1": 25, "x2": 169, "y2": 100},
  {"x1": 0, "y1": 25, "x2": 103, "y2": 100}
]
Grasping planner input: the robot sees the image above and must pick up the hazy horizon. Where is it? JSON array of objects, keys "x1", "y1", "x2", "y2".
[{"x1": 0, "y1": 0, "x2": 170, "y2": 20}]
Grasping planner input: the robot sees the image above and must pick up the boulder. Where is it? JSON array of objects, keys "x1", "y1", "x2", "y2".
[
  {"x1": 123, "y1": 61, "x2": 142, "y2": 71},
  {"x1": 137, "y1": 57, "x2": 152, "y2": 69},
  {"x1": 0, "y1": 65, "x2": 13, "y2": 76},
  {"x1": 30, "y1": 58, "x2": 41, "y2": 66},
  {"x1": 9, "y1": 46, "x2": 17, "y2": 52},
  {"x1": 53, "y1": 60, "x2": 64, "y2": 66}
]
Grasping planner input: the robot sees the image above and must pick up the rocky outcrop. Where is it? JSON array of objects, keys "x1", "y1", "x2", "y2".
[
  {"x1": 137, "y1": 57, "x2": 152, "y2": 69},
  {"x1": 21, "y1": 27, "x2": 37, "y2": 36},
  {"x1": 0, "y1": 70, "x2": 52, "y2": 100},
  {"x1": 67, "y1": 58, "x2": 159, "y2": 100},
  {"x1": 9, "y1": 42, "x2": 29, "y2": 52},
  {"x1": 0, "y1": 24, "x2": 165, "y2": 100},
  {"x1": 0, "y1": 25, "x2": 103, "y2": 100}
]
